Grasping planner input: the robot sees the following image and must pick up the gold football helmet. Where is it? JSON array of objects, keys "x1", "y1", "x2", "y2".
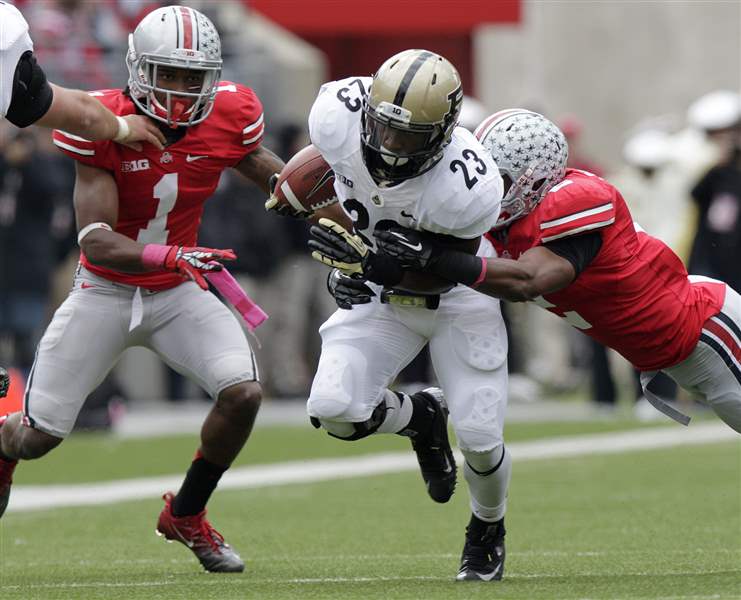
[{"x1": 362, "y1": 49, "x2": 463, "y2": 183}]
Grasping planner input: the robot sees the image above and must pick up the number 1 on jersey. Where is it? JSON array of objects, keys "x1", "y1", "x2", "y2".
[{"x1": 137, "y1": 173, "x2": 178, "y2": 244}]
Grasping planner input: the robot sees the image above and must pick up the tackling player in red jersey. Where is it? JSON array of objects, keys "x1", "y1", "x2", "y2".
[
  {"x1": 376, "y1": 109, "x2": 741, "y2": 433},
  {"x1": 0, "y1": 6, "x2": 285, "y2": 573}
]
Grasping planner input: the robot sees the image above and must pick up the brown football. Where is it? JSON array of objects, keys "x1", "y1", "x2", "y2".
[{"x1": 273, "y1": 144, "x2": 338, "y2": 215}]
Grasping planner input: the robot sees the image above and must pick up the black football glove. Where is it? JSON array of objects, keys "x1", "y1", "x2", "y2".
[
  {"x1": 309, "y1": 218, "x2": 403, "y2": 287},
  {"x1": 326, "y1": 268, "x2": 375, "y2": 310},
  {"x1": 264, "y1": 173, "x2": 312, "y2": 219},
  {"x1": 374, "y1": 226, "x2": 440, "y2": 271}
]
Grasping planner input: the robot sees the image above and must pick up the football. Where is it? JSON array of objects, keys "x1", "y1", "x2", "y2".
[{"x1": 273, "y1": 144, "x2": 338, "y2": 215}]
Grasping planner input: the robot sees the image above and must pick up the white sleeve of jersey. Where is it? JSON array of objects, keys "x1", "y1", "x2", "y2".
[
  {"x1": 417, "y1": 128, "x2": 503, "y2": 239},
  {"x1": 308, "y1": 76, "x2": 371, "y2": 166},
  {"x1": 0, "y1": 2, "x2": 33, "y2": 117},
  {"x1": 0, "y1": 2, "x2": 34, "y2": 118}
]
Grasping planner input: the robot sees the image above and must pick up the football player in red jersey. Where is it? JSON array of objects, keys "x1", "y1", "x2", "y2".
[
  {"x1": 0, "y1": 6, "x2": 285, "y2": 573},
  {"x1": 376, "y1": 109, "x2": 741, "y2": 433}
]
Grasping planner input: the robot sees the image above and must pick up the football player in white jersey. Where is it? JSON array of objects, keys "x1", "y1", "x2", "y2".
[
  {"x1": 300, "y1": 50, "x2": 510, "y2": 582},
  {"x1": 0, "y1": 1, "x2": 164, "y2": 399},
  {"x1": 0, "y1": 2, "x2": 163, "y2": 147}
]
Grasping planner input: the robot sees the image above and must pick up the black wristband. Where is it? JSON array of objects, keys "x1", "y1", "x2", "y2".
[{"x1": 429, "y1": 251, "x2": 484, "y2": 286}]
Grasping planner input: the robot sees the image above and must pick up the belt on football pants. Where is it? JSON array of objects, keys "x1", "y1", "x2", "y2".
[{"x1": 380, "y1": 289, "x2": 440, "y2": 310}]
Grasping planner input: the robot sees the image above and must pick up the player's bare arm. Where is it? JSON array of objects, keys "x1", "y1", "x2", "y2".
[
  {"x1": 75, "y1": 163, "x2": 234, "y2": 288},
  {"x1": 74, "y1": 162, "x2": 146, "y2": 272},
  {"x1": 375, "y1": 227, "x2": 576, "y2": 301},
  {"x1": 234, "y1": 145, "x2": 285, "y2": 195},
  {"x1": 474, "y1": 247, "x2": 576, "y2": 300},
  {"x1": 36, "y1": 84, "x2": 165, "y2": 150}
]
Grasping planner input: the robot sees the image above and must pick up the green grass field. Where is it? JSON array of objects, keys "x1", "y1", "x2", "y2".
[{"x1": 0, "y1": 419, "x2": 738, "y2": 599}]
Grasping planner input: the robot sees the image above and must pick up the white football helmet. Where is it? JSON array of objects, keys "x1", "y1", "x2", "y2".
[
  {"x1": 361, "y1": 49, "x2": 463, "y2": 183},
  {"x1": 475, "y1": 109, "x2": 568, "y2": 228},
  {"x1": 126, "y1": 6, "x2": 222, "y2": 127}
]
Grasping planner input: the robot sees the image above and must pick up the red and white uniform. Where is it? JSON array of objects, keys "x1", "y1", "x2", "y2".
[
  {"x1": 488, "y1": 169, "x2": 726, "y2": 371},
  {"x1": 52, "y1": 81, "x2": 264, "y2": 289},
  {"x1": 488, "y1": 169, "x2": 741, "y2": 432},
  {"x1": 24, "y1": 83, "x2": 265, "y2": 438}
]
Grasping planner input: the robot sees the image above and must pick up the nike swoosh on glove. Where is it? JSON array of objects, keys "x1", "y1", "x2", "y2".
[
  {"x1": 374, "y1": 226, "x2": 439, "y2": 271},
  {"x1": 309, "y1": 218, "x2": 403, "y2": 287},
  {"x1": 163, "y1": 246, "x2": 237, "y2": 290}
]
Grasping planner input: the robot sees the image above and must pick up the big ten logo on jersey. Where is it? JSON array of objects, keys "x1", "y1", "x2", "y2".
[
  {"x1": 121, "y1": 159, "x2": 150, "y2": 173},
  {"x1": 336, "y1": 172, "x2": 354, "y2": 188}
]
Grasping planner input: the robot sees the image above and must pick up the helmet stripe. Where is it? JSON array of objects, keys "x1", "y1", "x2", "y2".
[
  {"x1": 474, "y1": 109, "x2": 525, "y2": 141},
  {"x1": 180, "y1": 7, "x2": 193, "y2": 50},
  {"x1": 392, "y1": 51, "x2": 434, "y2": 107},
  {"x1": 173, "y1": 6, "x2": 181, "y2": 48}
]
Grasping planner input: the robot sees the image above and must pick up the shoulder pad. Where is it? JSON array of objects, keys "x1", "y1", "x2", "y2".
[
  {"x1": 86, "y1": 89, "x2": 130, "y2": 111},
  {"x1": 309, "y1": 77, "x2": 370, "y2": 165},
  {"x1": 211, "y1": 82, "x2": 265, "y2": 150},
  {"x1": 51, "y1": 89, "x2": 127, "y2": 167},
  {"x1": 418, "y1": 128, "x2": 503, "y2": 239},
  {"x1": 538, "y1": 170, "x2": 617, "y2": 242}
]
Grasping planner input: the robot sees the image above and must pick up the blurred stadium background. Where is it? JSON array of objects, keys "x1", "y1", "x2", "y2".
[{"x1": 0, "y1": 2, "x2": 739, "y2": 598}]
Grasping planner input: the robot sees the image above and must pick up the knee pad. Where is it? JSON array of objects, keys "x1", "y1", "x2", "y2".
[
  {"x1": 309, "y1": 400, "x2": 387, "y2": 441},
  {"x1": 462, "y1": 445, "x2": 505, "y2": 475},
  {"x1": 307, "y1": 344, "x2": 368, "y2": 421},
  {"x1": 453, "y1": 385, "x2": 506, "y2": 452}
]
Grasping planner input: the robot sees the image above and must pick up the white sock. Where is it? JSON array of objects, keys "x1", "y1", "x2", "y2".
[
  {"x1": 376, "y1": 390, "x2": 413, "y2": 433},
  {"x1": 463, "y1": 446, "x2": 511, "y2": 522}
]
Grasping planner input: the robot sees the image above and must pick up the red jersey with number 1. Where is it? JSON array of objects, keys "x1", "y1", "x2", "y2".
[
  {"x1": 486, "y1": 169, "x2": 726, "y2": 371},
  {"x1": 52, "y1": 82, "x2": 265, "y2": 290}
]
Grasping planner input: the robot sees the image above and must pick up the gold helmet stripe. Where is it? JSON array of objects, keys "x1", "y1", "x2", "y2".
[{"x1": 392, "y1": 50, "x2": 435, "y2": 107}]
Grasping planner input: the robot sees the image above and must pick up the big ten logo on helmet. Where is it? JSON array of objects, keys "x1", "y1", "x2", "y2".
[
  {"x1": 121, "y1": 159, "x2": 151, "y2": 173},
  {"x1": 173, "y1": 48, "x2": 204, "y2": 60}
]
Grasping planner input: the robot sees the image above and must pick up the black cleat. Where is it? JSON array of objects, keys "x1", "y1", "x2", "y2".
[
  {"x1": 409, "y1": 387, "x2": 457, "y2": 503},
  {"x1": 456, "y1": 517, "x2": 506, "y2": 582},
  {"x1": 0, "y1": 367, "x2": 9, "y2": 398}
]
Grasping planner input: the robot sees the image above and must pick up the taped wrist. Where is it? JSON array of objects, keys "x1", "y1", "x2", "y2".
[
  {"x1": 429, "y1": 251, "x2": 485, "y2": 287},
  {"x1": 77, "y1": 222, "x2": 112, "y2": 245},
  {"x1": 113, "y1": 116, "x2": 130, "y2": 142},
  {"x1": 141, "y1": 244, "x2": 173, "y2": 270}
]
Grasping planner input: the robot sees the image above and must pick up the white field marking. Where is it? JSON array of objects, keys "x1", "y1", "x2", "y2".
[
  {"x1": 1, "y1": 547, "x2": 737, "y2": 569},
  {"x1": 0, "y1": 576, "x2": 735, "y2": 595},
  {"x1": 7, "y1": 422, "x2": 738, "y2": 514}
]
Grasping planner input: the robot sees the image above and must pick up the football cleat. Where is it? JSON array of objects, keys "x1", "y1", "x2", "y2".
[
  {"x1": 156, "y1": 492, "x2": 245, "y2": 573},
  {"x1": 456, "y1": 518, "x2": 506, "y2": 582},
  {"x1": 410, "y1": 387, "x2": 457, "y2": 503},
  {"x1": 0, "y1": 366, "x2": 9, "y2": 398},
  {"x1": 0, "y1": 414, "x2": 17, "y2": 519},
  {"x1": 0, "y1": 459, "x2": 17, "y2": 519}
]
